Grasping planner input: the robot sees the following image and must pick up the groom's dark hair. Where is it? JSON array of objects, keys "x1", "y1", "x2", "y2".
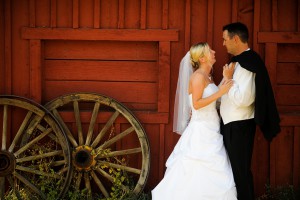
[{"x1": 223, "y1": 22, "x2": 249, "y2": 43}]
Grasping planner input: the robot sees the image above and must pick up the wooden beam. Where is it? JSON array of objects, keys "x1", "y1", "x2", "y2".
[
  {"x1": 29, "y1": 0, "x2": 35, "y2": 27},
  {"x1": 159, "y1": 124, "x2": 165, "y2": 179},
  {"x1": 158, "y1": 42, "x2": 170, "y2": 112},
  {"x1": 265, "y1": 43, "x2": 277, "y2": 91},
  {"x1": 207, "y1": 0, "x2": 214, "y2": 46},
  {"x1": 253, "y1": 0, "x2": 260, "y2": 52},
  {"x1": 272, "y1": 0, "x2": 278, "y2": 31},
  {"x1": 140, "y1": 0, "x2": 146, "y2": 29},
  {"x1": 258, "y1": 32, "x2": 300, "y2": 43},
  {"x1": 50, "y1": 0, "x2": 57, "y2": 28},
  {"x1": 280, "y1": 113, "x2": 300, "y2": 126},
  {"x1": 4, "y1": 0, "x2": 12, "y2": 94},
  {"x1": 73, "y1": 0, "x2": 79, "y2": 28},
  {"x1": 298, "y1": 0, "x2": 300, "y2": 31},
  {"x1": 162, "y1": 0, "x2": 168, "y2": 29},
  {"x1": 93, "y1": 0, "x2": 100, "y2": 28},
  {"x1": 29, "y1": 40, "x2": 42, "y2": 103},
  {"x1": 231, "y1": 0, "x2": 238, "y2": 22},
  {"x1": 184, "y1": 0, "x2": 190, "y2": 52},
  {"x1": 118, "y1": 0, "x2": 124, "y2": 28},
  {"x1": 22, "y1": 27, "x2": 179, "y2": 41},
  {"x1": 294, "y1": 127, "x2": 300, "y2": 187}
]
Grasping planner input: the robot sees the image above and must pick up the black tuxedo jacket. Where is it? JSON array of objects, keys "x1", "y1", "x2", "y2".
[{"x1": 231, "y1": 50, "x2": 281, "y2": 141}]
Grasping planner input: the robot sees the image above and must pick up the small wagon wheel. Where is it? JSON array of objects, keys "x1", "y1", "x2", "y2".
[
  {"x1": 45, "y1": 93, "x2": 150, "y2": 199},
  {"x1": 0, "y1": 95, "x2": 72, "y2": 200}
]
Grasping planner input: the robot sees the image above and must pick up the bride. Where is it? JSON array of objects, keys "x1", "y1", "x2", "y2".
[{"x1": 151, "y1": 43, "x2": 237, "y2": 200}]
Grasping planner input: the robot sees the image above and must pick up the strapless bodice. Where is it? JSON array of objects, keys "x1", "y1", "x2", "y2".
[{"x1": 189, "y1": 83, "x2": 219, "y2": 122}]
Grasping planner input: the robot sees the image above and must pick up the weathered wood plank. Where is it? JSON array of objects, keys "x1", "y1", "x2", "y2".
[
  {"x1": 79, "y1": 0, "x2": 93, "y2": 28},
  {"x1": 253, "y1": 0, "x2": 260, "y2": 52},
  {"x1": 184, "y1": 0, "x2": 190, "y2": 52},
  {"x1": 276, "y1": 85, "x2": 300, "y2": 106},
  {"x1": 35, "y1": 0, "x2": 50, "y2": 27},
  {"x1": 3, "y1": 0, "x2": 12, "y2": 94},
  {"x1": 162, "y1": 0, "x2": 168, "y2": 29},
  {"x1": 29, "y1": 40, "x2": 42, "y2": 103},
  {"x1": 277, "y1": 44, "x2": 300, "y2": 62},
  {"x1": 207, "y1": 0, "x2": 214, "y2": 46},
  {"x1": 44, "y1": 40, "x2": 158, "y2": 60},
  {"x1": 265, "y1": 43, "x2": 277, "y2": 92},
  {"x1": 44, "y1": 60, "x2": 158, "y2": 82},
  {"x1": 29, "y1": 0, "x2": 35, "y2": 27},
  {"x1": 118, "y1": 0, "x2": 124, "y2": 28},
  {"x1": 22, "y1": 27, "x2": 179, "y2": 41},
  {"x1": 277, "y1": 63, "x2": 300, "y2": 84},
  {"x1": 272, "y1": 0, "x2": 278, "y2": 31},
  {"x1": 57, "y1": 111, "x2": 168, "y2": 124},
  {"x1": 272, "y1": 127, "x2": 294, "y2": 185},
  {"x1": 72, "y1": 0, "x2": 79, "y2": 28},
  {"x1": 50, "y1": 0, "x2": 57, "y2": 27},
  {"x1": 258, "y1": 32, "x2": 300, "y2": 43},
  {"x1": 140, "y1": 0, "x2": 146, "y2": 29},
  {"x1": 43, "y1": 81, "x2": 157, "y2": 104},
  {"x1": 56, "y1": 0, "x2": 72, "y2": 27},
  {"x1": 93, "y1": 0, "x2": 100, "y2": 28},
  {"x1": 294, "y1": 127, "x2": 300, "y2": 187},
  {"x1": 158, "y1": 42, "x2": 170, "y2": 112},
  {"x1": 280, "y1": 113, "x2": 300, "y2": 126}
]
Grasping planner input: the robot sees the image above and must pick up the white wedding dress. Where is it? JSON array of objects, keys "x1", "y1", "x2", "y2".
[{"x1": 152, "y1": 83, "x2": 237, "y2": 200}]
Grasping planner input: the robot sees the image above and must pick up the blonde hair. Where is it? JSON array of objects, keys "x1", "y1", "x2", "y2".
[{"x1": 189, "y1": 42, "x2": 210, "y2": 71}]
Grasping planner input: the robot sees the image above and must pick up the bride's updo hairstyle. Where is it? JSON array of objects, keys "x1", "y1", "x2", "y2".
[{"x1": 189, "y1": 42, "x2": 210, "y2": 71}]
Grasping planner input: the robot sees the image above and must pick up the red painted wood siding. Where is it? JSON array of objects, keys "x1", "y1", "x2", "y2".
[{"x1": 0, "y1": 0, "x2": 300, "y2": 197}]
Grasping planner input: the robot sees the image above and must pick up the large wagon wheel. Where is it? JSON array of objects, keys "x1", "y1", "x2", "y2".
[
  {"x1": 45, "y1": 93, "x2": 150, "y2": 199},
  {"x1": 0, "y1": 95, "x2": 72, "y2": 200}
]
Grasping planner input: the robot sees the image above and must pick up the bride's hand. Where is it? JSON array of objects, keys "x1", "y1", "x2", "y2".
[
  {"x1": 219, "y1": 79, "x2": 234, "y2": 95},
  {"x1": 223, "y1": 62, "x2": 235, "y2": 80}
]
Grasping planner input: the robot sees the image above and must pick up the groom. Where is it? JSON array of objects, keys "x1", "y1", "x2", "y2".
[{"x1": 220, "y1": 22, "x2": 281, "y2": 200}]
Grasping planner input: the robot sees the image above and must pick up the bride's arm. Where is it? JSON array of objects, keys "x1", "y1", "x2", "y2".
[{"x1": 191, "y1": 73, "x2": 233, "y2": 110}]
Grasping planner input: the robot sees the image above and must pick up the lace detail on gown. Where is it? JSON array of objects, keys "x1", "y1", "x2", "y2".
[{"x1": 152, "y1": 83, "x2": 237, "y2": 200}]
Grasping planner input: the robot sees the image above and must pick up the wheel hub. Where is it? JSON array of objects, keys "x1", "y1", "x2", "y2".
[
  {"x1": 72, "y1": 145, "x2": 96, "y2": 172},
  {"x1": 0, "y1": 151, "x2": 16, "y2": 177}
]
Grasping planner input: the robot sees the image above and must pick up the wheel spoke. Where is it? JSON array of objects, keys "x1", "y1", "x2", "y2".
[
  {"x1": 97, "y1": 126, "x2": 134, "y2": 150},
  {"x1": 91, "y1": 111, "x2": 120, "y2": 148},
  {"x1": 8, "y1": 111, "x2": 33, "y2": 152},
  {"x1": 25, "y1": 115, "x2": 43, "y2": 135},
  {"x1": 95, "y1": 167, "x2": 128, "y2": 191},
  {"x1": 96, "y1": 147, "x2": 142, "y2": 159},
  {"x1": 2, "y1": 105, "x2": 8, "y2": 150},
  {"x1": 51, "y1": 160, "x2": 67, "y2": 167},
  {"x1": 73, "y1": 101, "x2": 84, "y2": 146},
  {"x1": 15, "y1": 165, "x2": 62, "y2": 179},
  {"x1": 85, "y1": 102, "x2": 100, "y2": 146},
  {"x1": 98, "y1": 160, "x2": 141, "y2": 174},
  {"x1": 52, "y1": 108, "x2": 78, "y2": 147},
  {"x1": 58, "y1": 166, "x2": 69, "y2": 174},
  {"x1": 16, "y1": 150, "x2": 63, "y2": 163},
  {"x1": 6, "y1": 175, "x2": 22, "y2": 199},
  {"x1": 14, "y1": 128, "x2": 53, "y2": 157},
  {"x1": 75, "y1": 172, "x2": 83, "y2": 190},
  {"x1": 90, "y1": 171, "x2": 109, "y2": 197},
  {"x1": 14, "y1": 171, "x2": 46, "y2": 199},
  {"x1": 84, "y1": 172, "x2": 92, "y2": 196}
]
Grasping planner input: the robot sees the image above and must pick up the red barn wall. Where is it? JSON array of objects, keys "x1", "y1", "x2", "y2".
[{"x1": 0, "y1": 0, "x2": 300, "y2": 197}]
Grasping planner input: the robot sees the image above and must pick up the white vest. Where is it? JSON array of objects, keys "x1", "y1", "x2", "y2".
[{"x1": 220, "y1": 62, "x2": 256, "y2": 124}]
